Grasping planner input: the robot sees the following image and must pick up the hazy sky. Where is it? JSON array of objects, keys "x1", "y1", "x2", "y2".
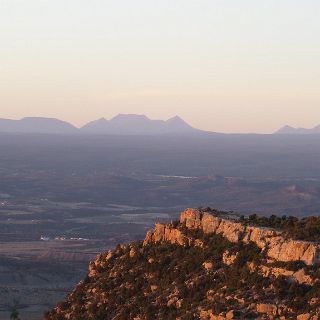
[{"x1": 1, "y1": 1, "x2": 319, "y2": 133}]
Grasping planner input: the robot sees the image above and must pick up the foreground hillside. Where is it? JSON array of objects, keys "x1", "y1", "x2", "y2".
[{"x1": 45, "y1": 208, "x2": 320, "y2": 320}]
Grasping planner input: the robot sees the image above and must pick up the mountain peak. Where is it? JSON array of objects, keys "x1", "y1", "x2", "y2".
[
  {"x1": 166, "y1": 115, "x2": 195, "y2": 131},
  {"x1": 274, "y1": 125, "x2": 295, "y2": 134},
  {"x1": 0, "y1": 117, "x2": 77, "y2": 133},
  {"x1": 111, "y1": 114, "x2": 150, "y2": 122},
  {"x1": 166, "y1": 115, "x2": 185, "y2": 123},
  {"x1": 275, "y1": 124, "x2": 320, "y2": 134},
  {"x1": 81, "y1": 114, "x2": 197, "y2": 135},
  {"x1": 282, "y1": 125, "x2": 294, "y2": 129}
]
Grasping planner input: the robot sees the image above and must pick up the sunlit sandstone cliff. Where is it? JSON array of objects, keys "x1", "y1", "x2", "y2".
[
  {"x1": 46, "y1": 208, "x2": 320, "y2": 320},
  {"x1": 145, "y1": 208, "x2": 320, "y2": 266}
]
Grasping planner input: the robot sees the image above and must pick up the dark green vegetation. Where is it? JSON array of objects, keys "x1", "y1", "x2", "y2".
[
  {"x1": 241, "y1": 214, "x2": 320, "y2": 242},
  {"x1": 45, "y1": 227, "x2": 320, "y2": 320}
]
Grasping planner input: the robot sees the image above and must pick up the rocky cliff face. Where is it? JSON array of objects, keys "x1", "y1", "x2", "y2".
[
  {"x1": 143, "y1": 209, "x2": 320, "y2": 287},
  {"x1": 45, "y1": 208, "x2": 320, "y2": 320},
  {"x1": 176, "y1": 208, "x2": 320, "y2": 266},
  {"x1": 144, "y1": 223, "x2": 191, "y2": 246}
]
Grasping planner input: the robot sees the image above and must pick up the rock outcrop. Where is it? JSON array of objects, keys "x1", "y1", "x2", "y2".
[
  {"x1": 178, "y1": 208, "x2": 320, "y2": 266},
  {"x1": 247, "y1": 262, "x2": 314, "y2": 285},
  {"x1": 144, "y1": 223, "x2": 191, "y2": 246},
  {"x1": 46, "y1": 207, "x2": 320, "y2": 320},
  {"x1": 222, "y1": 250, "x2": 239, "y2": 266}
]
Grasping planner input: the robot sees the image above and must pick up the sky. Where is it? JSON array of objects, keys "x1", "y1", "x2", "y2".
[{"x1": 0, "y1": 0, "x2": 319, "y2": 133}]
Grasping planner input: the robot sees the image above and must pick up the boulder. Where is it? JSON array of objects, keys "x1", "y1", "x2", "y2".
[
  {"x1": 256, "y1": 303, "x2": 277, "y2": 315},
  {"x1": 202, "y1": 261, "x2": 213, "y2": 271},
  {"x1": 297, "y1": 314, "x2": 311, "y2": 320},
  {"x1": 222, "y1": 250, "x2": 238, "y2": 265}
]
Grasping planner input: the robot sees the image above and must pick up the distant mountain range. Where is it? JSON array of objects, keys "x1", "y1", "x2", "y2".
[
  {"x1": 2, "y1": 116, "x2": 319, "y2": 135},
  {"x1": 0, "y1": 115, "x2": 199, "y2": 135},
  {"x1": 81, "y1": 114, "x2": 197, "y2": 134},
  {"x1": 275, "y1": 125, "x2": 320, "y2": 134},
  {"x1": 0, "y1": 117, "x2": 77, "y2": 134}
]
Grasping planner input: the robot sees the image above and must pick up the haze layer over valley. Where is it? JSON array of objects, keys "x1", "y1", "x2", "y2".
[{"x1": 1, "y1": 132, "x2": 320, "y2": 318}]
